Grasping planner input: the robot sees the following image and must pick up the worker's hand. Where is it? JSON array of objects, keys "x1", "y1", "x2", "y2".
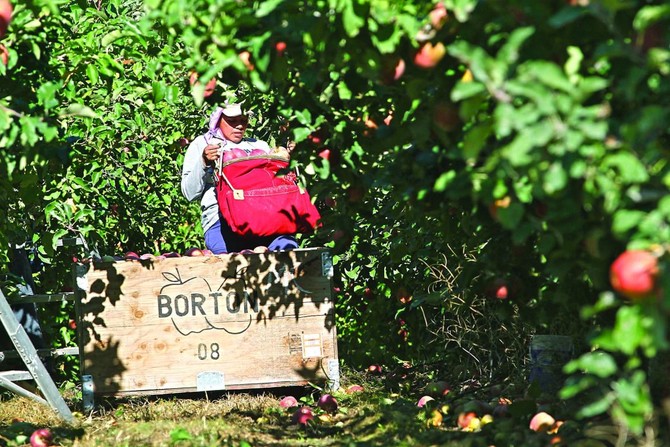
[{"x1": 202, "y1": 144, "x2": 221, "y2": 165}]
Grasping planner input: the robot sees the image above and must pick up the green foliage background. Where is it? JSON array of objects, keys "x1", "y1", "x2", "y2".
[{"x1": 2, "y1": 0, "x2": 670, "y2": 439}]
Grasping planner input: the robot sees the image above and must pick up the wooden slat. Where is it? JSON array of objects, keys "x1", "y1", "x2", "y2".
[{"x1": 77, "y1": 249, "x2": 337, "y2": 396}]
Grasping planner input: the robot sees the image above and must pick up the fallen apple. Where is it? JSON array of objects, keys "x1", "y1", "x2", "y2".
[
  {"x1": 317, "y1": 394, "x2": 338, "y2": 413},
  {"x1": 279, "y1": 396, "x2": 298, "y2": 408},
  {"x1": 29, "y1": 428, "x2": 53, "y2": 447},
  {"x1": 529, "y1": 411, "x2": 556, "y2": 432},
  {"x1": 291, "y1": 406, "x2": 314, "y2": 425},
  {"x1": 457, "y1": 411, "x2": 477, "y2": 429},
  {"x1": 610, "y1": 250, "x2": 659, "y2": 300},
  {"x1": 345, "y1": 384, "x2": 364, "y2": 394},
  {"x1": 427, "y1": 409, "x2": 443, "y2": 427}
]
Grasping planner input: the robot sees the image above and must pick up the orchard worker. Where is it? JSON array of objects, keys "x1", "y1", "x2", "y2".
[{"x1": 181, "y1": 102, "x2": 298, "y2": 254}]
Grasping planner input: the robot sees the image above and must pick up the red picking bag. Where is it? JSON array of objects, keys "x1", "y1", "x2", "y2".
[{"x1": 215, "y1": 155, "x2": 322, "y2": 237}]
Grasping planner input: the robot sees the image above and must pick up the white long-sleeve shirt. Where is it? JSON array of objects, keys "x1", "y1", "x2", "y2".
[{"x1": 180, "y1": 135, "x2": 271, "y2": 233}]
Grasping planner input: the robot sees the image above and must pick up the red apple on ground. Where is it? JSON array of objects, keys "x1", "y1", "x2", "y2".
[
  {"x1": 427, "y1": 409, "x2": 443, "y2": 427},
  {"x1": 414, "y1": 42, "x2": 446, "y2": 68},
  {"x1": 457, "y1": 411, "x2": 477, "y2": 429},
  {"x1": 610, "y1": 250, "x2": 659, "y2": 300},
  {"x1": 529, "y1": 411, "x2": 556, "y2": 432},
  {"x1": 0, "y1": 0, "x2": 12, "y2": 38},
  {"x1": 317, "y1": 394, "x2": 338, "y2": 413},
  {"x1": 291, "y1": 406, "x2": 314, "y2": 425},
  {"x1": 345, "y1": 384, "x2": 364, "y2": 394},
  {"x1": 30, "y1": 428, "x2": 53, "y2": 447},
  {"x1": 279, "y1": 396, "x2": 298, "y2": 408}
]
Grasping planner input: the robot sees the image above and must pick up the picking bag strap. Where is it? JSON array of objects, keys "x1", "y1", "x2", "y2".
[{"x1": 219, "y1": 170, "x2": 245, "y2": 200}]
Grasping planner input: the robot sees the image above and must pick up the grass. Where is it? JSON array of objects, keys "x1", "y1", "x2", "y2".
[{"x1": 1, "y1": 364, "x2": 668, "y2": 447}]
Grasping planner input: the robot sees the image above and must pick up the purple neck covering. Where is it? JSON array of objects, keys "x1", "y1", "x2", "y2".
[{"x1": 205, "y1": 107, "x2": 225, "y2": 142}]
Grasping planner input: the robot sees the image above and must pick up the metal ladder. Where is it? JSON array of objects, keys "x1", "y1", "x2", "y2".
[
  {"x1": 0, "y1": 237, "x2": 89, "y2": 423},
  {"x1": 0, "y1": 288, "x2": 74, "y2": 422}
]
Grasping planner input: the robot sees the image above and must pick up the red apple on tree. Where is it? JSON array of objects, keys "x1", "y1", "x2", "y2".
[
  {"x1": 275, "y1": 41, "x2": 287, "y2": 56},
  {"x1": 0, "y1": 0, "x2": 12, "y2": 38},
  {"x1": 610, "y1": 249, "x2": 659, "y2": 300},
  {"x1": 429, "y1": 2, "x2": 448, "y2": 30},
  {"x1": 485, "y1": 278, "x2": 510, "y2": 300},
  {"x1": 413, "y1": 42, "x2": 446, "y2": 69},
  {"x1": 0, "y1": 44, "x2": 8, "y2": 67},
  {"x1": 189, "y1": 71, "x2": 216, "y2": 98}
]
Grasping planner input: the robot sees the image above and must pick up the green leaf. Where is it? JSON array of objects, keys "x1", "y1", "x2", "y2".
[
  {"x1": 101, "y1": 30, "x2": 123, "y2": 47},
  {"x1": 498, "y1": 27, "x2": 534, "y2": 65},
  {"x1": 434, "y1": 171, "x2": 456, "y2": 192},
  {"x1": 451, "y1": 81, "x2": 486, "y2": 102},
  {"x1": 543, "y1": 162, "x2": 568, "y2": 195},
  {"x1": 61, "y1": 104, "x2": 98, "y2": 119},
  {"x1": 612, "y1": 209, "x2": 646, "y2": 235},
  {"x1": 255, "y1": 0, "x2": 285, "y2": 18},
  {"x1": 86, "y1": 64, "x2": 99, "y2": 85},
  {"x1": 342, "y1": 0, "x2": 365, "y2": 37}
]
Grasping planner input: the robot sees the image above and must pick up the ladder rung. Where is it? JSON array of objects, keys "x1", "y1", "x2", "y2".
[
  {"x1": 7, "y1": 292, "x2": 75, "y2": 304},
  {"x1": 0, "y1": 370, "x2": 33, "y2": 381},
  {"x1": 0, "y1": 346, "x2": 79, "y2": 361}
]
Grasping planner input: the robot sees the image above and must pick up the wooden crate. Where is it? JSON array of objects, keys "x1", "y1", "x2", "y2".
[{"x1": 73, "y1": 248, "x2": 338, "y2": 396}]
